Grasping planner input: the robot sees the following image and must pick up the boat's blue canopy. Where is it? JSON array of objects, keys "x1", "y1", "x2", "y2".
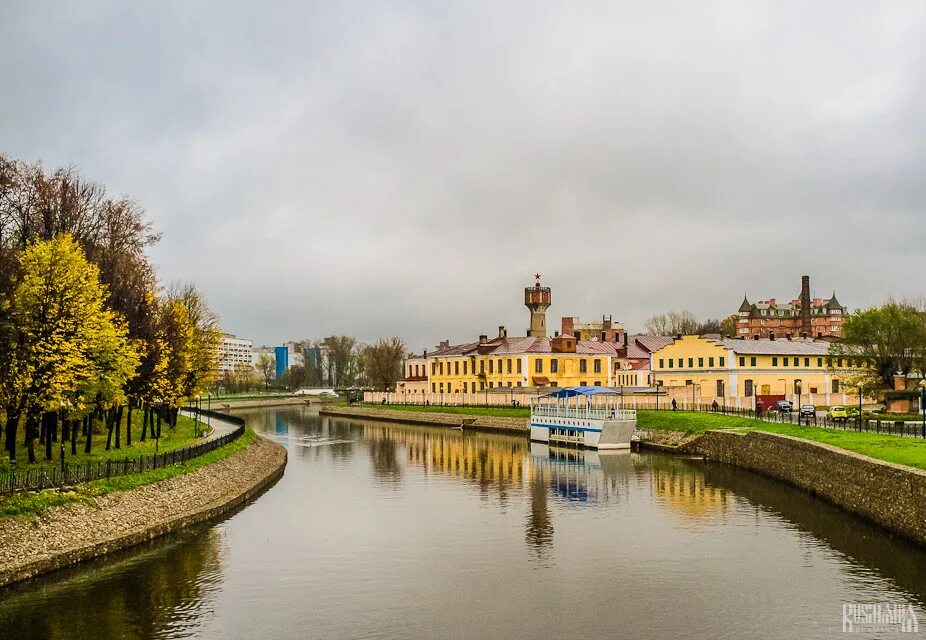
[{"x1": 544, "y1": 386, "x2": 618, "y2": 398}]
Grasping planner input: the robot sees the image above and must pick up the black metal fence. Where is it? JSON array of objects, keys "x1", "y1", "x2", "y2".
[
  {"x1": 656, "y1": 403, "x2": 926, "y2": 438},
  {"x1": 1, "y1": 410, "x2": 245, "y2": 495}
]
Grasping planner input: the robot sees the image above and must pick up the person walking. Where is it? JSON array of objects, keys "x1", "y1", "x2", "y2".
[{"x1": 671, "y1": 398, "x2": 678, "y2": 411}]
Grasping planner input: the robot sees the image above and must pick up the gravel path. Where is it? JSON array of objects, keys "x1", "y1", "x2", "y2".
[{"x1": 0, "y1": 432, "x2": 286, "y2": 588}]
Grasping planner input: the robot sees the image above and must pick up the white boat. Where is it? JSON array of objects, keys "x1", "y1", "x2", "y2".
[{"x1": 529, "y1": 386, "x2": 637, "y2": 450}]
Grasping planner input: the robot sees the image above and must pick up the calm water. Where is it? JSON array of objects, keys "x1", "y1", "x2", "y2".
[{"x1": 3, "y1": 407, "x2": 926, "y2": 639}]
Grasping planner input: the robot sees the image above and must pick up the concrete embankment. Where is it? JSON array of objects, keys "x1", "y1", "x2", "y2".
[
  {"x1": 644, "y1": 429, "x2": 926, "y2": 547},
  {"x1": 0, "y1": 432, "x2": 286, "y2": 588},
  {"x1": 320, "y1": 406, "x2": 528, "y2": 434},
  {"x1": 211, "y1": 397, "x2": 317, "y2": 411}
]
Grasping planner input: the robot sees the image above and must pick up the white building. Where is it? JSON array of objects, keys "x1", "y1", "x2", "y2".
[{"x1": 218, "y1": 334, "x2": 253, "y2": 374}]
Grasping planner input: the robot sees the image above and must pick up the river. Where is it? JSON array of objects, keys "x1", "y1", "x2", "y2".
[{"x1": 2, "y1": 407, "x2": 926, "y2": 639}]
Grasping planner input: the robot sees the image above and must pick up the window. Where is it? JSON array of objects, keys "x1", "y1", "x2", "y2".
[
  {"x1": 783, "y1": 357, "x2": 788, "y2": 367},
  {"x1": 454, "y1": 361, "x2": 459, "y2": 375},
  {"x1": 744, "y1": 379, "x2": 753, "y2": 397},
  {"x1": 432, "y1": 383, "x2": 436, "y2": 392},
  {"x1": 488, "y1": 382, "x2": 493, "y2": 388},
  {"x1": 489, "y1": 360, "x2": 494, "y2": 374},
  {"x1": 580, "y1": 381, "x2": 587, "y2": 386},
  {"x1": 439, "y1": 383, "x2": 443, "y2": 393},
  {"x1": 739, "y1": 357, "x2": 745, "y2": 367},
  {"x1": 471, "y1": 382, "x2": 476, "y2": 393},
  {"x1": 716, "y1": 380, "x2": 724, "y2": 397},
  {"x1": 837, "y1": 358, "x2": 843, "y2": 368},
  {"x1": 668, "y1": 359, "x2": 674, "y2": 369},
  {"x1": 659, "y1": 359, "x2": 665, "y2": 368},
  {"x1": 517, "y1": 359, "x2": 522, "y2": 374},
  {"x1": 550, "y1": 382, "x2": 558, "y2": 387},
  {"x1": 804, "y1": 358, "x2": 810, "y2": 367},
  {"x1": 688, "y1": 358, "x2": 694, "y2": 368},
  {"x1": 535, "y1": 359, "x2": 543, "y2": 373},
  {"x1": 580, "y1": 359, "x2": 588, "y2": 373},
  {"x1": 448, "y1": 383, "x2": 452, "y2": 392},
  {"x1": 550, "y1": 359, "x2": 559, "y2": 373},
  {"x1": 463, "y1": 361, "x2": 468, "y2": 375},
  {"x1": 594, "y1": 381, "x2": 601, "y2": 386},
  {"x1": 719, "y1": 357, "x2": 725, "y2": 367},
  {"x1": 832, "y1": 379, "x2": 840, "y2": 393},
  {"x1": 480, "y1": 360, "x2": 485, "y2": 373},
  {"x1": 507, "y1": 359, "x2": 512, "y2": 374},
  {"x1": 708, "y1": 357, "x2": 715, "y2": 367},
  {"x1": 698, "y1": 357, "x2": 704, "y2": 367},
  {"x1": 480, "y1": 381, "x2": 485, "y2": 390},
  {"x1": 772, "y1": 357, "x2": 778, "y2": 366},
  {"x1": 594, "y1": 359, "x2": 601, "y2": 373},
  {"x1": 432, "y1": 362, "x2": 437, "y2": 375},
  {"x1": 439, "y1": 361, "x2": 444, "y2": 375},
  {"x1": 498, "y1": 359, "x2": 503, "y2": 374}
]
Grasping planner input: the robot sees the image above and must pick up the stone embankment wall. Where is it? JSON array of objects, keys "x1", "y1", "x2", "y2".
[
  {"x1": 679, "y1": 430, "x2": 926, "y2": 545},
  {"x1": 0, "y1": 435, "x2": 286, "y2": 588},
  {"x1": 320, "y1": 406, "x2": 528, "y2": 434}
]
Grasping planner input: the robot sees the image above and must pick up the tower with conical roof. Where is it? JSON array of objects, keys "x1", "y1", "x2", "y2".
[{"x1": 525, "y1": 273, "x2": 551, "y2": 337}]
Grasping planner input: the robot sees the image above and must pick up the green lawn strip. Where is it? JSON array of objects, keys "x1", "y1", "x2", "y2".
[
  {"x1": 344, "y1": 403, "x2": 531, "y2": 419},
  {"x1": 0, "y1": 414, "x2": 205, "y2": 474},
  {"x1": 638, "y1": 410, "x2": 926, "y2": 471},
  {"x1": 0, "y1": 428, "x2": 257, "y2": 517}
]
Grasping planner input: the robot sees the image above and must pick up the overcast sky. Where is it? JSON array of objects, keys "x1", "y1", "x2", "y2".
[{"x1": 2, "y1": 1, "x2": 925, "y2": 349}]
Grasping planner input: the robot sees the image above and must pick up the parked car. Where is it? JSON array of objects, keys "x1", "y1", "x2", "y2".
[
  {"x1": 828, "y1": 406, "x2": 848, "y2": 422},
  {"x1": 775, "y1": 400, "x2": 793, "y2": 413},
  {"x1": 799, "y1": 404, "x2": 816, "y2": 420}
]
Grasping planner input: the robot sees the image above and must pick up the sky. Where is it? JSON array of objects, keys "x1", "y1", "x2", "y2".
[{"x1": 2, "y1": 1, "x2": 925, "y2": 350}]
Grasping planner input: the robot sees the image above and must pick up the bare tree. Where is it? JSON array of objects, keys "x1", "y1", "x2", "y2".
[
  {"x1": 645, "y1": 310, "x2": 700, "y2": 336},
  {"x1": 363, "y1": 337, "x2": 406, "y2": 391}
]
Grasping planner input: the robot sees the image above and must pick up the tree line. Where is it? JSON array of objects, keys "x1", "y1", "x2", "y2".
[
  {"x1": 0, "y1": 154, "x2": 219, "y2": 463},
  {"x1": 644, "y1": 310, "x2": 737, "y2": 337},
  {"x1": 219, "y1": 335, "x2": 407, "y2": 394}
]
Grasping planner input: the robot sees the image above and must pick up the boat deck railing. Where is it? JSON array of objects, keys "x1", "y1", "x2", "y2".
[{"x1": 531, "y1": 406, "x2": 637, "y2": 421}]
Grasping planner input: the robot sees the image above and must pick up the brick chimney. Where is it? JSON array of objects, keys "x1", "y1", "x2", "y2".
[
  {"x1": 478, "y1": 335, "x2": 487, "y2": 344},
  {"x1": 800, "y1": 275, "x2": 812, "y2": 337},
  {"x1": 498, "y1": 325, "x2": 507, "y2": 338}
]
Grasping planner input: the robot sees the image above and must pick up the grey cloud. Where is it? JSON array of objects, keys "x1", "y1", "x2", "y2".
[{"x1": 2, "y1": 0, "x2": 925, "y2": 348}]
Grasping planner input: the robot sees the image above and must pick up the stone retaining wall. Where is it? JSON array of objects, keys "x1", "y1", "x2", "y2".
[
  {"x1": 0, "y1": 435, "x2": 287, "y2": 588},
  {"x1": 683, "y1": 430, "x2": 926, "y2": 545},
  {"x1": 320, "y1": 406, "x2": 528, "y2": 434}
]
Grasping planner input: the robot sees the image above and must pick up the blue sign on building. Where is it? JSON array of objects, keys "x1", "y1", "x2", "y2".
[{"x1": 274, "y1": 346, "x2": 288, "y2": 378}]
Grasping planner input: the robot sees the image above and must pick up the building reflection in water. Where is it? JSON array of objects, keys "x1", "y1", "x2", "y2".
[{"x1": 649, "y1": 457, "x2": 729, "y2": 519}]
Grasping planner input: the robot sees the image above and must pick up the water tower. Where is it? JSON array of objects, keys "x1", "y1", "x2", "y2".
[{"x1": 525, "y1": 273, "x2": 552, "y2": 337}]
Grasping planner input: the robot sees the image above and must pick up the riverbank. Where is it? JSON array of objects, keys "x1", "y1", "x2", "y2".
[
  {"x1": 325, "y1": 403, "x2": 926, "y2": 546},
  {"x1": 0, "y1": 423, "x2": 286, "y2": 588},
  {"x1": 320, "y1": 405, "x2": 528, "y2": 434}
]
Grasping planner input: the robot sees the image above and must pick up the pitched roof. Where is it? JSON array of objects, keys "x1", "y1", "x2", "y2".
[
  {"x1": 711, "y1": 337, "x2": 831, "y2": 355},
  {"x1": 632, "y1": 335, "x2": 674, "y2": 354},
  {"x1": 426, "y1": 336, "x2": 623, "y2": 357}
]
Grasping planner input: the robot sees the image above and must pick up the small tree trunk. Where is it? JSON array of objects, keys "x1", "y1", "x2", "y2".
[
  {"x1": 44, "y1": 412, "x2": 55, "y2": 461},
  {"x1": 84, "y1": 412, "x2": 95, "y2": 454},
  {"x1": 156, "y1": 409, "x2": 163, "y2": 440},
  {"x1": 26, "y1": 413, "x2": 37, "y2": 464},
  {"x1": 126, "y1": 402, "x2": 133, "y2": 446},
  {"x1": 105, "y1": 409, "x2": 115, "y2": 451},
  {"x1": 140, "y1": 405, "x2": 148, "y2": 442},
  {"x1": 115, "y1": 405, "x2": 123, "y2": 449},
  {"x1": 5, "y1": 413, "x2": 19, "y2": 461},
  {"x1": 71, "y1": 420, "x2": 79, "y2": 455}
]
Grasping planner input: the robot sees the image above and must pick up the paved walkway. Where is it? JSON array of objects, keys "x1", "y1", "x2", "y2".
[{"x1": 180, "y1": 410, "x2": 239, "y2": 441}]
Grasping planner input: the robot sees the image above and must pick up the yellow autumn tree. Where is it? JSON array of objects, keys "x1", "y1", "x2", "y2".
[{"x1": 5, "y1": 234, "x2": 139, "y2": 462}]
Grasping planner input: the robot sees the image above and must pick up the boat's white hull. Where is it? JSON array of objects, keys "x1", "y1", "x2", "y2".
[{"x1": 530, "y1": 418, "x2": 635, "y2": 450}]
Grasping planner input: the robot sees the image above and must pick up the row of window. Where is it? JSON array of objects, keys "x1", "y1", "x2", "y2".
[
  {"x1": 430, "y1": 357, "x2": 605, "y2": 376},
  {"x1": 659, "y1": 355, "x2": 871, "y2": 370},
  {"x1": 429, "y1": 380, "x2": 604, "y2": 392},
  {"x1": 659, "y1": 356, "x2": 725, "y2": 369}
]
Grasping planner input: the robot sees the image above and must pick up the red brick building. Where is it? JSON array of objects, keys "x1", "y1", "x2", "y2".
[{"x1": 736, "y1": 275, "x2": 845, "y2": 339}]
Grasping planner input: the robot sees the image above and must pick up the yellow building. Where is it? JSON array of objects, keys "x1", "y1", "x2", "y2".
[
  {"x1": 427, "y1": 330, "x2": 620, "y2": 397},
  {"x1": 651, "y1": 335, "x2": 865, "y2": 408}
]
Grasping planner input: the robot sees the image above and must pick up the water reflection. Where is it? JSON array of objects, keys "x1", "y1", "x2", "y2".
[
  {"x1": 0, "y1": 528, "x2": 223, "y2": 640},
  {"x1": 5, "y1": 408, "x2": 926, "y2": 639}
]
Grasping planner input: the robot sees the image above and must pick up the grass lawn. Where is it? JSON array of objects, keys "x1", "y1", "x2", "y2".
[
  {"x1": 348, "y1": 402, "x2": 531, "y2": 419},
  {"x1": 638, "y1": 410, "x2": 926, "y2": 471},
  {"x1": 0, "y1": 427, "x2": 256, "y2": 517},
  {"x1": 0, "y1": 413, "x2": 206, "y2": 474}
]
